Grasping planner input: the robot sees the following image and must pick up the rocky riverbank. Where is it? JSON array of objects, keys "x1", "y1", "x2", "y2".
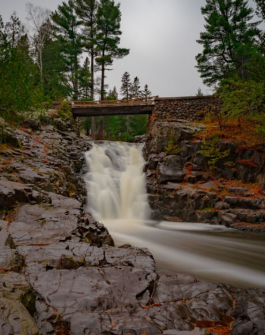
[
  {"x1": 144, "y1": 119, "x2": 265, "y2": 232},
  {"x1": 0, "y1": 114, "x2": 265, "y2": 334}
]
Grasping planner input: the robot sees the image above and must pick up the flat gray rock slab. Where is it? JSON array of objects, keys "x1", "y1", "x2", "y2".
[
  {"x1": 104, "y1": 245, "x2": 155, "y2": 272},
  {"x1": 0, "y1": 273, "x2": 39, "y2": 335},
  {"x1": 29, "y1": 267, "x2": 155, "y2": 316},
  {"x1": 0, "y1": 179, "x2": 32, "y2": 207},
  {"x1": 9, "y1": 203, "x2": 80, "y2": 246},
  {"x1": 0, "y1": 298, "x2": 39, "y2": 335}
]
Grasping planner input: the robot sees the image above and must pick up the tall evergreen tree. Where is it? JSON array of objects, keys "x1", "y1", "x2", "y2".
[
  {"x1": 196, "y1": 0, "x2": 261, "y2": 86},
  {"x1": 196, "y1": 88, "x2": 204, "y2": 96},
  {"x1": 75, "y1": 0, "x2": 98, "y2": 138},
  {"x1": 96, "y1": 0, "x2": 129, "y2": 139},
  {"x1": 5, "y1": 12, "x2": 25, "y2": 48},
  {"x1": 120, "y1": 71, "x2": 131, "y2": 99},
  {"x1": 75, "y1": 0, "x2": 98, "y2": 100},
  {"x1": 96, "y1": 0, "x2": 129, "y2": 100},
  {"x1": 142, "y1": 84, "x2": 152, "y2": 100},
  {"x1": 106, "y1": 86, "x2": 118, "y2": 100},
  {"x1": 41, "y1": 28, "x2": 70, "y2": 100},
  {"x1": 130, "y1": 76, "x2": 141, "y2": 98},
  {"x1": 0, "y1": 13, "x2": 42, "y2": 118},
  {"x1": 79, "y1": 57, "x2": 91, "y2": 99},
  {"x1": 51, "y1": 0, "x2": 83, "y2": 99},
  {"x1": 255, "y1": 0, "x2": 265, "y2": 20}
]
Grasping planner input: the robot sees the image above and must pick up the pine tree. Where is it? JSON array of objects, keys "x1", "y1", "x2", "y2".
[
  {"x1": 0, "y1": 13, "x2": 42, "y2": 118},
  {"x1": 130, "y1": 76, "x2": 141, "y2": 98},
  {"x1": 142, "y1": 84, "x2": 152, "y2": 100},
  {"x1": 96, "y1": 0, "x2": 129, "y2": 100},
  {"x1": 196, "y1": 88, "x2": 204, "y2": 96},
  {"x1": 51, "y1": 0, "x2": 83, "y2": 99},
  {"x1": 75, "y1": 0, "x2": 98, "y2": 100},
  {"x1": 75, "y1": 0, "x2": 99, "y2": 139},
  {"x1": 96, "y1": 0, "x2": 129, "y2": 139},
  {"x1": 255, "y1": 0, "x2": 265, "y2": 20},
  {"x1": 106, "y1": 86, "x2": 118, "y2": 100},
  {"x1": 5, "y1": 12, "x2": 25, "y2": 48},
  {"x1": 79, "y1": 57, "x2": 91, "y2": 99},
  {"x1": 120, "y1": 72, "x2": 131, "y2": 99},
  {"x1": 196, "y1": 0, "x2": 261, "y2": 86},
  {"x1": 42, "y1": 33, "x2": 70, "y2": 100}
]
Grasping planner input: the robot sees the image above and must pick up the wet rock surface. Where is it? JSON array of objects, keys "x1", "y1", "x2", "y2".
[
  {"x1": 0, "y1": 116, "x2": 265, "y2": 334},
  {"x1": 144, "y1": 120, "x2": 265, "y2": 232}
]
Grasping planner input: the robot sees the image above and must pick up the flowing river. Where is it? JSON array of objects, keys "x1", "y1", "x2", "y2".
[{"x1": 84, "y1": 141, "x2": 265, "y2": 289}]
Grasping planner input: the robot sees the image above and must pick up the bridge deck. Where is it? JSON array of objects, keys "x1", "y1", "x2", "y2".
[{"x1": 71, "y1": 97, "x2": 157, "y2": 117}]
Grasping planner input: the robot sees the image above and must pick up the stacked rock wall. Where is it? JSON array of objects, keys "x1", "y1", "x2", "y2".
[
  {"x1": 144, "y1": 97, "x2": 265, "y2": 232},
  {"x1": 151, "y1": 95, "x2": 219, "y2": 124}
]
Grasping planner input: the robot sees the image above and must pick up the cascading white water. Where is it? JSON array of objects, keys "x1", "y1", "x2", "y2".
[
  {"x1": 83, "y1": 141, "x2": 265, "y2": 288},
  {"x1": 84, "y1": 141, "x2": 150, "y2": 221}
]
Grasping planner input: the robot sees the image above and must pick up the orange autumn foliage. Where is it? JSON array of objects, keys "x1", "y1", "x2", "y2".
[{"x1": 197, "y1": 117, "x2": 265, "y2": 146}]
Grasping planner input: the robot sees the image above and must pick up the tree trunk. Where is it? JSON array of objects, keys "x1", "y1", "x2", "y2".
[
  {"x1": 40, "y1": 48, "x2": 43, "y2": 86},
  {"x1": 73, "y1": 51, "x2": 79, "y2": 100},
  {"x1": 99, "y1": 117, "x2": 104, "y2": 140},
  {"x1": 100, "y1": 61, "x2": 105, "y2": 101},
  {"x1": 99, "y1": 61, "x2": 105, "y2": 140},
  {"x1": 91, "y1": 50, "x2": 95, "y2": 139},
  {"x1": 91, "y1": 118, "x2": 95, "y2": 139},
  {"x1": 91, "y1": 50, "x2": 94, "y2": 101}
]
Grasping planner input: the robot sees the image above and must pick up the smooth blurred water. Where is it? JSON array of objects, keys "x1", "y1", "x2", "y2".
[{"x1": 84, "y1": 141, "x2": 265, "y2": 289}]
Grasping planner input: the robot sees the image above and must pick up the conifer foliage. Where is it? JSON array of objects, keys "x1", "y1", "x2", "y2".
[
  {"x1": 255, "y1": 0, "x2": 265, "y2": 20},
  {"x1": 120, "y1": 72, "x2": 131, "y2": 99},
  {"x1": 196, "y1": 0, "x2": 261, "y2": 86},
  {"x1": 0, "y1": 1, "x2": 131, "y2": 124},
  {"x1": 196, "y1": 0, "x2": 265, "y2": 138},
  {"x1": 142, "y1": 85, "x2": 152, "y2": 100},
  {"x1": 0, "y1": 13, "x2": 42, "y2": 119},
  {"x1": 51, "y1": 1, "x2": 83, "y2": 100},
  {"x1": 0, "y1": 1, "x2": 152, "y2": 139},
  {"x1": 75, "y1": 0, "x2": 98, "y2": 100},
  {"x1": 130, "y1": 77, "x2": 141, "y2": 98},
  {"x1": 96, "y1": 0, "x2": 129, "y2": 100}
]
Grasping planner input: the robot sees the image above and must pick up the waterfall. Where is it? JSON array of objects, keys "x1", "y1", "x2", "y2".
[
  {"x1": 84, "y1": 141, "x2": 150, "y2": 221},
  {"x1": 83, "y1": 141, "x2": 265, "y2": 288}
]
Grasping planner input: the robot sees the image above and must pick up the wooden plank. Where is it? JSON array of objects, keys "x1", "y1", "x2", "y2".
[
  {"x1": 71, "y1": 105, "x2": 154, "y2": 117},
  {"x1": 70, "y1": 96, "x2": 158, "y2": 109}
]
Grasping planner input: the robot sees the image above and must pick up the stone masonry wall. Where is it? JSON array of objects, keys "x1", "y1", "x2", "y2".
[{"x1": 151, "y1": 96, "x2": 220, "y2": 123}]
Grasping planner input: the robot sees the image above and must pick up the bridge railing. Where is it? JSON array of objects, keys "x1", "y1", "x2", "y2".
[{"x1": 71, "y1": 96, "x2": 158, "y2": 108}]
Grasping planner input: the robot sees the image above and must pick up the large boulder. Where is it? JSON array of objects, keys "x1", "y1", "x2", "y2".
[
  {"x1": 144, "y1": 120, "x2": 204, "y2": 158},
  {"x1": 0, "y1": 179, "x2": 33, "y2": 208},
  {"x1": 3, "y1": 128, "x2": 20, "y2": 147},
  {"x1": 157, "y1": 155, "x2": 186, "y2": 184},
  {"x1": 21, "y1": 119, "x2": 41, "y2": 131}
]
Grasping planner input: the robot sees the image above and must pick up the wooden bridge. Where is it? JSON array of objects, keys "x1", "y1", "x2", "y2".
[{"x1": 71, "y1": 96, "x2": 157, "y2": 118}]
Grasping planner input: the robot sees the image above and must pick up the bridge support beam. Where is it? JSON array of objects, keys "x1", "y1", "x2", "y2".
[{"x1": 71, "y1": 105, "x2": 154, "y2": 118}]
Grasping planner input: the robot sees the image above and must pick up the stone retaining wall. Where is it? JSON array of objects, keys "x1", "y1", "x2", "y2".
[{"x1": 152, "y1": 96, "x2": 220, "y2": 123}]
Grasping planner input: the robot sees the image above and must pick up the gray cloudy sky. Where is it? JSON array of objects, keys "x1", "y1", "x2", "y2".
[{"x1": 0, "y1": 0, "x2": 259, "y2": 98}]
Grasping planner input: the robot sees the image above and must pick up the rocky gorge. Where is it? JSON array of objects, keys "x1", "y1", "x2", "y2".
[
  {"x1": 0, "y1": 112, "x2": 265, "y2": 335},
  {"x1": 144, "y1": 119, "x2": 265, "y2": 232}
]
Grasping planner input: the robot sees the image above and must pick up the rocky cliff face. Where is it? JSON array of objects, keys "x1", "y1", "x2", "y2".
[
  {"x1": 144, "y1": 119, "x2": 265, "y2": 232},
  {"x1": 0, "y1": 115, "x2": 265, "y2": 334}
]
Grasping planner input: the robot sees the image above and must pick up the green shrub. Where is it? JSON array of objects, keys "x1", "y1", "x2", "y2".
[
  {"x1": 255, "y1": 125, "x2": 265, "y2": 138},
  {"x1": 165, "y1": 136, "x2": 182, "y2": 155},
  {"x1": 58, "y1": 101, "x2": 71, "y2": 117},
  {"x1": 199, "y1": 136, "x2": 230, "y2": 168},
  {"x1": 217, "y1": 78, "x2": 265, "y2": 120}
]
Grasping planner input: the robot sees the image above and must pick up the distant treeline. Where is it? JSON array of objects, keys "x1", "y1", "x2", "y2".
[{"x1": 0, "y1": 0, "x2": 154, "y2": 139}]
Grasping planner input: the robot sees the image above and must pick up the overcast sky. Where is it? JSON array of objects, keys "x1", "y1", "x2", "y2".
[{"x1": 0, "y1": 0, "x2": 260, "y2": 98}]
